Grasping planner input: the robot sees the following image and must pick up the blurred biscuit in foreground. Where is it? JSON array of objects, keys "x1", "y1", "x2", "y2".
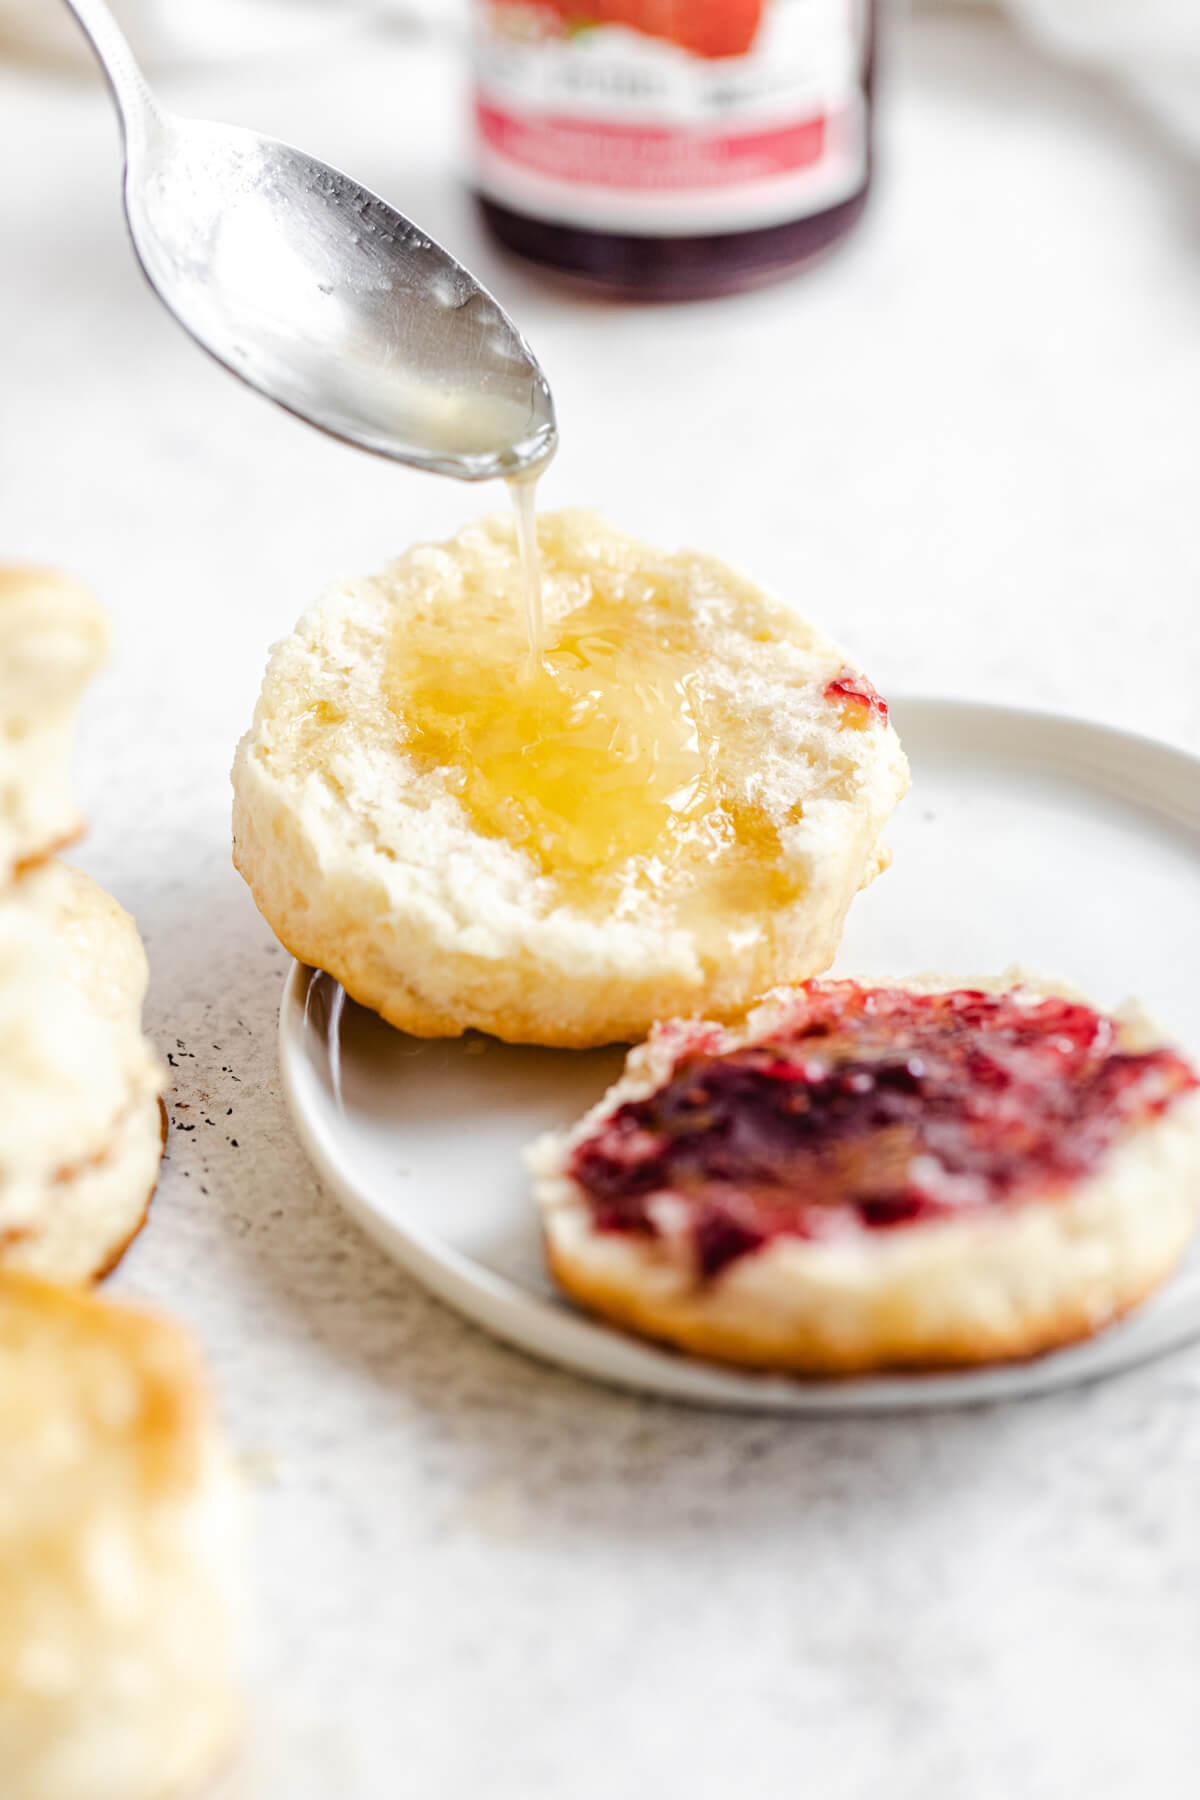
[{"x1": 0, "y1": 1272, "x2": 243, "y2": 1800}]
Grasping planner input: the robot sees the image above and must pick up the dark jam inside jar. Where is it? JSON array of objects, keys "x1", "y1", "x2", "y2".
[
  {"x1": 472, "y1": 2, "x2": 877, "y2": 301},
  {"x1": 476, "y1": 186, "x2": 872, "y2": 302},
  {"x1": 567, "y1": 983, "x2": 1199, "y2": 1276}
]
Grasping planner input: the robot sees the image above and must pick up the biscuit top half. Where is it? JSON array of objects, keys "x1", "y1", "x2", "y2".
[{"x1": 241, "y1": 510, "x2": 908, "y2": 952}]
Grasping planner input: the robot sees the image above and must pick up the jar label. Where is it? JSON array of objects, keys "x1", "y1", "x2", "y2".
[{"x1": 472, "y1": 1, "x2": 870, "y2": 237}]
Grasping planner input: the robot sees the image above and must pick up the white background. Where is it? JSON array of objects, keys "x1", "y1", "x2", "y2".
[{"x1": 2, "y1": 8, "x2": 1200, "y2": 1795}]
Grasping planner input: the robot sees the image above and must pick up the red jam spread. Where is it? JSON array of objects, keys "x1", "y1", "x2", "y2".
[
  {"x1": 568, "y1": 983, "x2": 1198, "y2": 1276},
  {"x1": 825, "y1": 668, "x2": 889, "y2": 722}
]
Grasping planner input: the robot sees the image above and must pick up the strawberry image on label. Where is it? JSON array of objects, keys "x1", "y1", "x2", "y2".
[{"x1": 541, "y1": 0, "x2": 767, "y2": 59}]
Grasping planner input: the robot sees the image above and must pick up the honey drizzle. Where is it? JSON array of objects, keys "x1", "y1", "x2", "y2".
[{"x1": 508, "y1": 473, "x2": 545, "y2": 666}]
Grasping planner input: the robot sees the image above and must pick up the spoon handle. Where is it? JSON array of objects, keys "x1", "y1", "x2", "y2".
[{"x1": 60, "y1": 0, "x2": 159, "y2": 148}]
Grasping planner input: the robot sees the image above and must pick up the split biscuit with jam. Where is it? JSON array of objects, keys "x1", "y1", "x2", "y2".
[
  {"x1": 232, "y1": 512, "x2": 908, "y2": 1047},
  {"x1": 528, "y1": 975, "x2": 1200, "y2": 1371},
  {"x1": 0, "y1": 566, "x2": 109, "y2": 884},
  {"x1": 0, "y1": 861, "x2": 165, "y2": 1283}
]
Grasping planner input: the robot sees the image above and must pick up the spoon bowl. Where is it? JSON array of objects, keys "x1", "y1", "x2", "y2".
[{"x1": 64, "y1": 0, "x2": 556, "y2": 482}]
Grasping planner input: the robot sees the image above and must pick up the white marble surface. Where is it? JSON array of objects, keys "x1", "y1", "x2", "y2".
[{"x1": 3, "y1": 11, "x2": 1200, "y2": 1796}]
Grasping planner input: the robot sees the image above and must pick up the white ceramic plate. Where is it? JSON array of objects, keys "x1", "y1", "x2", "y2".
[{"x1": 278, "y1": 698, "x2": 1200, "y2": 1412}]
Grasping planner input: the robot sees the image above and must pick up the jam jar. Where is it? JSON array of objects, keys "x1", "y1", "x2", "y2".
[{"x1": 470, "y1": 1, "x2": 877, "y2": 300}]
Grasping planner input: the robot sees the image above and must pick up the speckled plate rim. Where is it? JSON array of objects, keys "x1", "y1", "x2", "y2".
[{"x1": 277, "y1": 697, "x2": 1200, "y2": 1414}]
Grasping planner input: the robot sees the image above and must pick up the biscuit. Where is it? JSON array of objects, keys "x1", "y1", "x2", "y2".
[
  {"x1": 0, "y1": 1272, "x2": 242, "y2": 1800},
  {"x1": 0, "y1": 567, "x2": 109, "y2": 882},
  {"x1": 232, "y1": 512, "x2": 908, "y2": 1047},
  {"x1": 529, "y1": 974, "x2": 1200, "y2": 1372},
  {"x1": 0, "y1": 862, "x2": 165, "y2": 1283}
]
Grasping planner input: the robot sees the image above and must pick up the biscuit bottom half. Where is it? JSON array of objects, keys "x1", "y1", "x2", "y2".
[
  {"x1": 232, "y1": 512, "x2": 909, "y2": 1046},
  {"x1": 530, "y1": 976, "x2": 1200, "y2": 1372}
]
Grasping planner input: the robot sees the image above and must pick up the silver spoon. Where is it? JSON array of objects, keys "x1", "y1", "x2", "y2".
[{"x1": 61, "y1": 0, "x2": 556, "y2": 482}]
